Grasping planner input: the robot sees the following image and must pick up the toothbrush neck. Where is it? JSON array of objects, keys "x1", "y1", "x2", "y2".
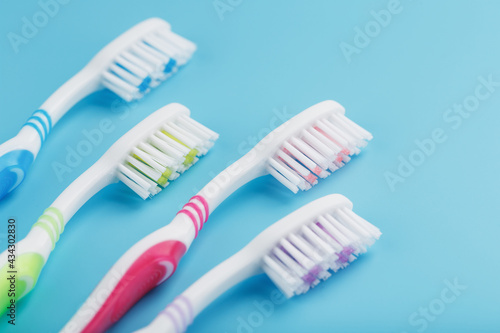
[
  {"x1": 174, "y1": 152, "x2": 264, "y2": 243},
  {"x1": 198, "y1": 152, "x2": 266, "y2": 214},
  {"x1": 40, "y1": 67, "x2": 100, "y2": 124},
  {"x1": 168, "y1": 249, "x2": 259, "y2": 323},
  {"x1": 51, "y1": 158, "x2": 115, "y2": 225}
]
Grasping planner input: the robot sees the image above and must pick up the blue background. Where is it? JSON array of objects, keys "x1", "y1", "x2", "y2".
[{"x1": 1, "y1": 0, "x2": 499, "y2": 332}]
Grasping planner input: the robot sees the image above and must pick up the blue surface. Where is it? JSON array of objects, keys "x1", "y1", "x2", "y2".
[{"x1": 1, "y1": 1, "x2": 499, "y2": 332}]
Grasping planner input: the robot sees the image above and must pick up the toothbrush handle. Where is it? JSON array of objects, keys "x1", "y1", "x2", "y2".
[
  {"x1": 62, "y1": 215, "x2": 194, "y2": 333},
  {"x1": 65, "y1": 155, "x2": 263, "y2": 332},
  {"x1": 0, "y1": 160, "x2": 113, "y2": 314},
  {"x1": 137, "y1": 250, "x2": 258, "y2": 333},
  {"x1": 63, "y1": 195, "x2": 210, "y2": 333},
  {"x1": 0, "y1": 210, "x2": 62, "y2": 314},
  {"x1": 0, "y1": 68, "x2": 99, "y2": 199},
  {"x1": 40, "y1": 67, "x2": 101, "y2": 124}
]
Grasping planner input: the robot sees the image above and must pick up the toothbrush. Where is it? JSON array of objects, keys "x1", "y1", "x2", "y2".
[
  {"x1": 0, "y1": 103, "x2": 217, "y2": 314},
  {"x1": 0, "y1": 17, "x2": 196, "y2": 200},
  {"x1": 136, "y1": 194, "x2": 381, "y2": 333},
  {"x1": 63, "y1": 100, "x2": 373, "y2": 333}
]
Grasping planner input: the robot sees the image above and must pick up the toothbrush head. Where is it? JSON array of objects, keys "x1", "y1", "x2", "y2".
[
  {"x1": 0, "y1": 19, "x2": 196, "y2": 201},
  {"x1": 251, "y1": 194, "x2": 380, "y2": 298},
  {"x1": 91, "y1": 18, "x2": 196, "y2": 102},
  {"x1": 103, "y1": 103, "x2": 218, "y2": 199},
  {"x1": 257, "y1": 100, "x2": 372, "y2": 193}
]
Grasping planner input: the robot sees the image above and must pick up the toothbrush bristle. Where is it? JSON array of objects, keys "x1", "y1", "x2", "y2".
[
  {"x1": 117, "y1": 114, "x2": 218, "y2": 199},
  {"x1": 267, "y1": 113, "x2": 372, "y2": 193},
  {"x1": 261, "y1": 206, "x2": 380, "y2": 298},
  {"x1": 102, "y1": 26, "x2": 196, "y2": 102}
]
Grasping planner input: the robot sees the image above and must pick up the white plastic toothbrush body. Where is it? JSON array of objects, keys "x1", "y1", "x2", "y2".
[
  {"x1": 0, "y1": 103, "x2": 217, "y2": 315},
  {"x1": 63, "y1": 100, "x2": 373, "y2": 333},
  {"x1": 0, "y1": 18, "x2": 196, "y2": 199},
  {"x1": 137, "y1": 194, "x2": 381, "y2": 333}
]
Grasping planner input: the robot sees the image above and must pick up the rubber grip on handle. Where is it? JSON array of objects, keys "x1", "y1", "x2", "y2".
[
  {"x1": 0, "y1": 150, "x2": 34, "y2": 200},
  {"x1": 0, "y1": 252, "x2": 45, "y2": 315},
  {"x1": 81, "y1": 240, "x2": 187, "y2": 333}
]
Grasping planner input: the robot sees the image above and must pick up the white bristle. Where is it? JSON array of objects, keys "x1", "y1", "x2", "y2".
[
  {"x1": 102, "y1": 72, "x2": 141, "y2": 99},
  {"x1": 301, "y1": 130, "x2": 336, "y2": 160},
  {"x1": 261, "y1": 205, "x2": 379, "y2": 298},
  {"x1": 179, "y1": 114, "x2": 219, "y2": 141},
  {"x1": 123, "y1": 51, "x2": 156, "y2": 74},
  {"x1": 288, "y1": 234, "x2": 325, "y2": 268},
  {"x1": 334, "y1": 209, "x2": 373, "y2": 244},
  {"x1": 268, "y1": 112, "x2": 371, "y2": 193},
  {"x1": 266, "y1": 165, "x2": 299, "y2": 193},
  {"x1": 144, "y1": 35, "x2": 178, "y2": 58},
  {"x1": 273, "y1": 248, "x2": 310, "y2": 283},
  {"x1": 115, "y1": 55, "x2": 150, "y2": 79},
  {"x1": 126, "y1": 155, "x2": 162, "y2": 182},
  {"x1": 268, "y1": 158, "x2": 302, "y2": 187},
  {"x1": 141, "y1": 42, "x2": 171, "y2": 63},
  {"x1": 155, "y1": 131, "x2": 191, "y2": 155},
  {"x1": 108, "y1": 64, "x2": 143, "y2": 87},
  {"x1": 280, "y1": 239, "x2": 316, "y2": 273},
  {"x1": 301, "y1": 225, "x2": 338, "y2": 262},
  {"x1": 283, "y1": 142, "x2": 330, "y2": 179},
  {"x1": 117, "y1": 114, "x2": 216, "y2": 199},
  {"x1": 137, "y1": 142, "x2": 177, "y2": 169},
  {"x1": 262, "y1": 256, "x2": 301, "y2": 298},
  {"x1": 102, "y1": 26, "x2": 195, "y2": 102},
  {"x1": 162, "y1": 123, "x2": 206, "y2": 154},
  {"x1": 318, "y1": 216, "x2": 354, "y2": 250},
  {"x1": 275, "y1": 159, "x2": 311, "y2": 191},
  {"x1": 158, "y1": 30, "x2": 197, "y2": 54},
  {"x1": 290, "y1": 137, "x2": 329, "y2": 170},
  {"x1": 117, "y1": 172, "x2": 151, "y2": 200},
  {"x1": 316, "y1": 119, "x2": 351, "y2": 151},
  {"x1": 276, "y1": 150, "x2": 313, "y2": 185},
  {"x1": 150, "y1": 135, "x2": 185, "y2": 160},
  {"x1": 118, "y1": 164, "x2": 156, "y2": 191},
  {"x1": 176, "y1": 116, "x2": 211, "y2": 141},
  {"x1": 131, "y1": 44, "x2": 166, "y2": 69}
]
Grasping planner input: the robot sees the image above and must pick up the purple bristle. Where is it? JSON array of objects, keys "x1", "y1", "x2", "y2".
[{"x1": 301, "y1": 273, "x2": 317, "y2": 286}]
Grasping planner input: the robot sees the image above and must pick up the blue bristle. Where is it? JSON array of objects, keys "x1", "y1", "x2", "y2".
[
  {"x1": 138, "y1": 77, "x2": 152, "y2": 92},
  {"x1": 163, "y1": 58, "x2": 177, "y2": 73}
]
